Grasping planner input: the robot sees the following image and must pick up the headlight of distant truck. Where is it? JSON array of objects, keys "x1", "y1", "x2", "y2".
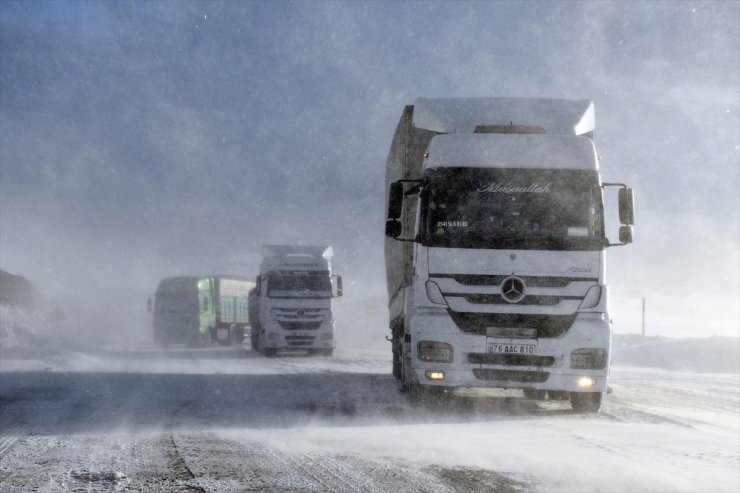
[
  {"x1": 570, "y1": 348, "x2": 607, "y2": 369},
  {"x1": 418, "y1": 341, "x2": 453, "y2": 363}
]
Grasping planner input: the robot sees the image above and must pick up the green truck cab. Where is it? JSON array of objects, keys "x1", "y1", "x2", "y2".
[{"x1": 150, "y1": 276, "x2": 255, "y2": 347}]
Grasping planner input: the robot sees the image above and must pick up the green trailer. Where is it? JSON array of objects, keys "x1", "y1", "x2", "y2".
[{"x1": 150, "y1": 276, "x2": 255, "y2": 346}]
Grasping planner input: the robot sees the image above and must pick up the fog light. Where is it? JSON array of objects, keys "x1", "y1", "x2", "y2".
[
  {"x1": 425, "y1": 370, "x2": 445, "y2": 381},
  {"x1": 571, "y1": 348, "x2": 607, "y2": 369},
  {"x1": 577, "y1": 376, "x2": 596, "y2": 387},
  {"x1": 418, "y1": 341, "x2": 453, "y2": 362}
]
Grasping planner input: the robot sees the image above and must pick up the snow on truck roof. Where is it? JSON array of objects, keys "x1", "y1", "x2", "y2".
[{"x1": 413, "y1": 97, "x2": 595, "y2": 136}]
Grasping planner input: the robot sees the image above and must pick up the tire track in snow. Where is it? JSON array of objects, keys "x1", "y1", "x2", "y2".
[{"x1": 0, "y1": 426, "x2": 23, "y2": 459}]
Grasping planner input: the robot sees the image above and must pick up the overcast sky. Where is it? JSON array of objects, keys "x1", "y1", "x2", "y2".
[{"x1": 1, "y1": 0, "x2": 738, "y2": 343}]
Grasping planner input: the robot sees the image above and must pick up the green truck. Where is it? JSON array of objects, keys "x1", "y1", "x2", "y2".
[{"x1": 150, "y1": 276, "x2": 255, "y2": 346}]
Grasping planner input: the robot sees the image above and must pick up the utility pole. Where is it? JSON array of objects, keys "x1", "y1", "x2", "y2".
[{"x1": 642, "y1": 297, "x2": 646, "y2": 336}]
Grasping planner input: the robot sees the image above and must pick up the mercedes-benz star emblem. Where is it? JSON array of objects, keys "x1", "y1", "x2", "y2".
[{"x1": 500, "y1": 276, "x2": 526, "y2": 303}]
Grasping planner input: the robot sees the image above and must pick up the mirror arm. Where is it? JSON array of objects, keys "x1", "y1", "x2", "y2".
[{"x1": 601, "y1": 182, "x2": 628, "y2": 189}]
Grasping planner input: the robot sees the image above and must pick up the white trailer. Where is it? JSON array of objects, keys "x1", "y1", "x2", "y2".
[
  {"x1": 249, "y1": 245, "x2": 342, "y2": 356},
  {"x1": 384, "y1": 97, "x2": 635, "y2": 412}
]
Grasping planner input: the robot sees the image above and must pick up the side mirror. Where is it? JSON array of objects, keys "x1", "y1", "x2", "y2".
[
  {"x1": 385, "y1": 219, "x2": 402, "y2": 238},
  {"x1": 618, "y1": 188, "x2": 635, "y2": 225},
  {"x1": 619, "y1": 225, "x2": 634, "y2": 244},
  {"x1": 332, "y1": 275, "x2": 343, "y2": 298},
  {"x1": 387, "y1": 181, "x2": 404, "y2": 220}
]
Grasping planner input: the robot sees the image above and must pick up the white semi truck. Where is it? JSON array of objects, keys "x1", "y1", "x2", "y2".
[
  {"x1": 384, "y1": 97, "x2": 634, "y2": 412},
  {"x1": 249, "y1": 245, "x2": 342, "y2": 356}
]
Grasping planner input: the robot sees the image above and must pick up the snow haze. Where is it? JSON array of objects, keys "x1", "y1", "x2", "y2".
[{"x1": 1, "y1": 1, "x2": 738, "y2": 348}]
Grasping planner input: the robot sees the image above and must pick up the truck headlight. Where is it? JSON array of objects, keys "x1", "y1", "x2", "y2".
[
  {"x1": 570, "y1": 348, "x2": 607, "y2": 369},
  {"x1": 418, "y1": 341, "x2": 453, "y2": 363}
]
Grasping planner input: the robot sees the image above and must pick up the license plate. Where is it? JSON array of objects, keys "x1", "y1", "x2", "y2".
[{"x1": 487, "y1": 342, "x2": 537, "y2": 355}]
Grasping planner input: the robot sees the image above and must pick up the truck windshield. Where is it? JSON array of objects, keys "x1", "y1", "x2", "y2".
[
  {"x1": 155, "y1": 289, "x2": 198, "y2": 313},
  {"x1": 420, "y1": 168, "x2": 605, "y2": 251},
  {"x1": 267, "y1": 272, "x2": 332, "y2": 298}
]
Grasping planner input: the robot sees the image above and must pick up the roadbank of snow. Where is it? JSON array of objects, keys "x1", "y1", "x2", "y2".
[
  {"x1": 612, "y1": 334, "x2": 740, "y2": 373},
  {"x1": 216, "y1": 366, "x2": 740, "y2": 493}
]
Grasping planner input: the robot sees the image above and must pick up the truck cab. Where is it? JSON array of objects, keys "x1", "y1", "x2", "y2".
[
  {"x1": 385, "y1": 98, "x2": 635, "y2": 412},
  {"x1": 250, "y1": 245, "x2": 342, "y2": 356}
]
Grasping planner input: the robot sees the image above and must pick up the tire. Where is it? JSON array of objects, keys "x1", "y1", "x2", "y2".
[
  {"x1": 230, "y1": 326, "x2": 244, "y2": 345},
  {"x1": 262, "y1": 347, "x2": 277, "y2": 357},
  {"x1": 570, "y1": 392, "x2": 602, "y2": 413},
  {"x1": 250, "y1": 325, "x2": 261, "y2": 352},
  {"x1": 322, "y1": 348, "x2": 334, "y2": 357}
]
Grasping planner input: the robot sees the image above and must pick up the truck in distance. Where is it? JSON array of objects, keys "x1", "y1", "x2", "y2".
[
  {"x1": 249, "y1": 245, "x2": 342, "y2": 356},
  {"x1": 150, "y1": 276, "x2": 254, "y2": 347},
  {"x1": 384, "y1": 97, "x2": 635, "y2": 412}
]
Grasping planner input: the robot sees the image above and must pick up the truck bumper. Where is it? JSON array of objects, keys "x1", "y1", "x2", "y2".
[
  {"x1": 262, "y1": 322, "x2": 335, "y2": 350},
  {"x1": 406, "y1": 311, "x2": 610, "y2": 393}
]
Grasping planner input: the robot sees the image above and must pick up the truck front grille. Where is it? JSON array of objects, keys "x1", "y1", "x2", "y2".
[
  {"x1": 448, "y1": 311, "x2": 576, "y2": 337},
  {"x1": 285, "y1": 335, "x2": 316, "y2": 346},
  {"x1": 472, "y1": 369, "x2": 549, "y2": 383},
  {"x1": 272, "y1": 308, "x2": 325, "y2": 331},
  {"x1": 278, "y1": 321, "x2": 323, "y2": 331},
  {"x1": 461, "y1": 294, "x2": 572, "y2": 306},
  {"x1": 468, "y1": 353, "x2": 556, "y2": 367},
  {"x1": 437, "y1": 274, "x2": 596, "y2": 288}
]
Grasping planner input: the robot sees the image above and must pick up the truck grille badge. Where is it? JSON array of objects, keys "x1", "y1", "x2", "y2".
[{"x1": 501, "y1": 276, "x2": 526, "y2": 303}]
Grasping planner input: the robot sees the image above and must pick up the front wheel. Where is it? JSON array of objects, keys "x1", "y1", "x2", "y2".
[
  {"x1": 230, "y1": 326, "x2": 244, "y2": 345},
  {"x1": 250, "y1": 325, "x2": 261, "y2": 352},
  {"x1": 570, "y1": 392, "x2": 602, "y2": 413}
]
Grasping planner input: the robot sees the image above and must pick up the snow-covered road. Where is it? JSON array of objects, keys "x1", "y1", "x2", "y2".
[{"x1": 1, "y1": 346, "x2": 738, "y2": 492}]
